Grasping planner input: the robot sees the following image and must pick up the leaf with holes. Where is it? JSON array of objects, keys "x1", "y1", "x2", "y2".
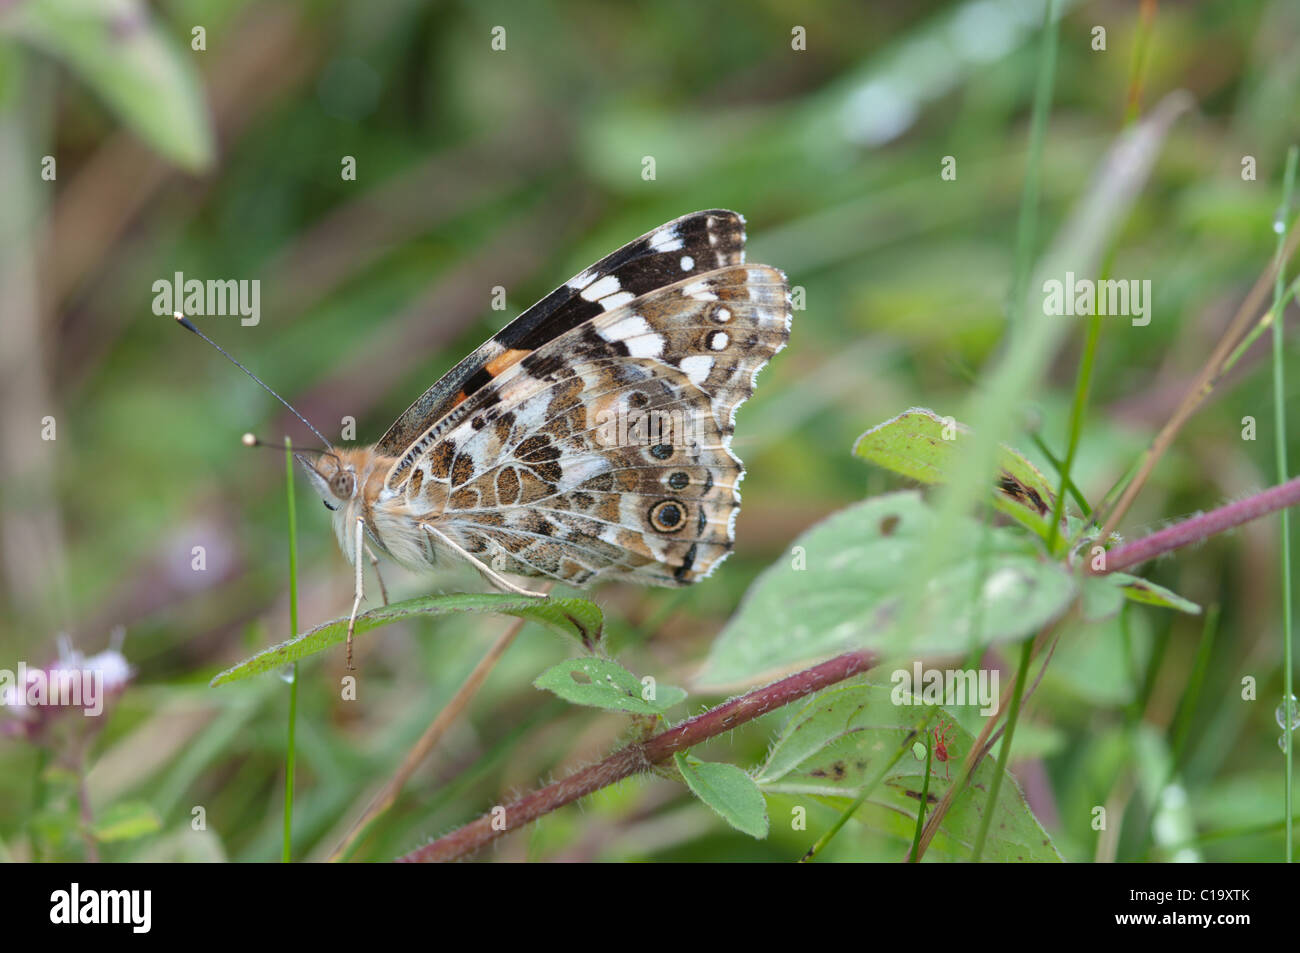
[
  {"x1": 534, "y1": 657, "x2": 684, "y2": 715},
  {"x1": 853, "y1": 408, "x2": 1060, "y2": 543},
  {"x1": 696, "y1": 492, "x2": 1076, "y2": 691},
  {"x1": 758, "y1": 682, "x2": 1060, "y2": 861},
  {"x1": 675, "y1": 754, "x2": 769, "y2": 839},
  {"x1": 211, "y1": 594, "x2": 603, "y2": 686}
]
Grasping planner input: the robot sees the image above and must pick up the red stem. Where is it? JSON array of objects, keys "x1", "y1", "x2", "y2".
[
  {"x1": 397, "y1": 649, "x2": 877, "y2": 862},
  {"x1": 1100, "y1": 474, "x2": 1300, "y2": 573}
]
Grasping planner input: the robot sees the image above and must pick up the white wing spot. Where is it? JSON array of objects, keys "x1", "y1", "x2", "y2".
[
  {"x1": 599, "y1": 291, "x2": 636, "y2": 310},
  {"x1": 683, "y1": 279, "x2": 718, "y2": 302},
  {"x1": 680, "y1": 355, "x2": 714, "y2": 386},
  {"x1": 602, "y1": 315, "x2": 652, "y2": 342},
  {"x1": 680, "y1": 255, "x2": 695, "y2": 271},
  {"x1": 603, "y1": 315, "x2": 665, "y2": 358},
  {"x1": 626, "y1": 334, "x2": 665, "y2": 359},
  {"x1": 712, "y1": 307, "x2": 732, "y2": 323},
  {"x1": 649, "y1": 226, "x2": 684, "y2": 252},
  {"x1": 580, "y1": 274, "x2": 622, "y2": 302},
  {"x1": 708, "y1": 331, "x2": 729, "y2": 351}
]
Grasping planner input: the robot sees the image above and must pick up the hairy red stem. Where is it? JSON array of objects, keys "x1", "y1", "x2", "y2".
[
  {"x1": 1101, "y1": 474, "x2": 1300, "y2": 573},
  {"x1": 397, "y1": 649, "x2": 877, "y2": 862}
]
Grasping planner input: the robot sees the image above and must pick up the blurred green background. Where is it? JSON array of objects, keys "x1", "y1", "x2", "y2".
[{"x1": 1, "y1": 0, "x2": 1298, "y2": 861}]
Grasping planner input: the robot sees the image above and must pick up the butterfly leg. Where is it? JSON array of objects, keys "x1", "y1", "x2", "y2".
[
  {"x1": 422, "y1": 523, "x2": 549, "y2": 598},
  {"x1": 345, "y1": 516, "x2": 366, "y2": 670},
  {"x1": 364, "y1": 544, "x2": 390, "y2": 606}
]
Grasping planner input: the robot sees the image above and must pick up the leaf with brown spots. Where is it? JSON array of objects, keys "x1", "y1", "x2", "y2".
[
  {"x1": 853, "y1": 408, "x2": 1063, "y2": 544},
  {"x1": 757, "y1": 683, "x2": 1060, "y2": 862}
]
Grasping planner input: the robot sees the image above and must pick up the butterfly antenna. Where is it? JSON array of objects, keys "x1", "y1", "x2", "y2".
[
  {"x1": 241, "y1": 434, "x2": 340, "y2": 467},
  {"x1": 172, "y1": 312, "x2": 332, "y2": 448}
]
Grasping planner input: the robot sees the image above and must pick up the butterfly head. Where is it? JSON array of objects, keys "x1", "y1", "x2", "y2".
[{"x1": 295, "y1": 449, "x2": 359, "y2": 513}]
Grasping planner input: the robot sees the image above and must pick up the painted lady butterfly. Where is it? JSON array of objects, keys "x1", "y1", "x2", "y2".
[{"x1": 181, "y1": 210, "x2": 790, "y2": 664}]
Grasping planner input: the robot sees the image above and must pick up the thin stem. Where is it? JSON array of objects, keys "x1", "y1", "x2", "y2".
[
  {"x1": 1028, "y1": 433, "x2": 1092, "y2": 516},
  {"x1": 398, "y1": 649, "x2": 878, "y2": 863},
  {"x1": 283, "y1": 436, "x2": 300, "y2": 864},
  {"x1": 1047, "y1": 310, "x2": 1102, "y2": 553},
  {"x1": 1270, "y1": 144, "x2": 1298, "y2": 862},
  {"x1": 1123, "y1": 0, "x2": 1157, "y2": 124},
  {"x1": 971, "y1": 636, "x2": 1033, "y2": 861},
  {"x1": 1221, "y1": 274, "x2": 1300, "y2": 376},
  {"x1": 907, "y1": 730, "x2": 935, "y2": 863},
  {"x1": 800, "y1": 719, "x2": 924, "y2": 863},
  {"x1": 330, "y1": 583, "x2": 552, "y2": 862}
]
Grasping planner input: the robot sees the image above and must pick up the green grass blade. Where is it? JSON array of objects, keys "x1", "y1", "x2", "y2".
[
  {"x1": 283, "y1": 437, "x2": 300, "y2": 863},
  {"x1": 971, "y1": 635, "x2": 1034, "y2": 861},
  {"x1": 1270, "y1": 144, "x2": 1298, "y2": 862}
]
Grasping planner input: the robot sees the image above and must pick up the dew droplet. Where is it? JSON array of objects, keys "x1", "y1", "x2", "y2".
[
  {"x1": 1280, "y1": 732, "x2": 1291, "y2": 754},
  {"x1": 279, "y1": 664, "x2": 296, "y2": 684},
  {"x1": 1277, "y1": 694, "x2": 1299, "y2": 730}
]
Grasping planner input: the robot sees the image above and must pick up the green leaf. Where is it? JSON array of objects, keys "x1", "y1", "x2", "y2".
[
  {"x1": 1, "y1": 0, "x2": 214, "y2": 170},
  {"x1": 1081, "y1": 573, "x2": 1126, "y2": 621},
  {"x1": 1110, "y1": 572, "x2": 1201, "y2": 614},
  {"x1": 758, "y1": 683, "x2": 1060, "y2": 861},
  {"x1": 92, "y1": 801, "x2": 162, "y2": 842},
  {"x1": 533, "y1": 657, "x2": 684, "y2": 714},
  {"x1": 853, "y1": 408, "x2": 1060, "y2": 542},
  {"x1": 211, "y1": 593, "x2": 603, "y2": 686},
  {"x1": 696, "y1": 492, "x2": 1076, "y2": 691},
  {"x1": 675, "y1": 754, "x2": 769, "y2": 839}
]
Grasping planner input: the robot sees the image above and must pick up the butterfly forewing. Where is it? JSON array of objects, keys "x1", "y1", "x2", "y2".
[
  {"x1": 389, "y1": 263, "x2": 791, "y2": 587},
  {"x1": 375, "y1": 210, "x2": 747, "y2": 457}
]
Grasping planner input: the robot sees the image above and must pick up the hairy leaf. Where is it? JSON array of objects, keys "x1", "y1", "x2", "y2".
[
  {"x1": 534, "y1": 657, "x2": 684, "y2": 715},
  {"x1": 676, "y1": 754, "x2": 769, "y2": 839}
]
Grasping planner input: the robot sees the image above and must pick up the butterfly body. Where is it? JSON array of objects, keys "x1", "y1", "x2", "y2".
[{"x1": 296, "y1": 211, "x2": 790, "y2": 592}]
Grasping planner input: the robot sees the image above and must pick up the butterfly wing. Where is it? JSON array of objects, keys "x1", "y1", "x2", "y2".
[
  {"x1": 375, "y1": 210, "x2": 748, "y2": 457},
  {"x1": 389, "y1": 264, "x2": 790, "y2": 586}
]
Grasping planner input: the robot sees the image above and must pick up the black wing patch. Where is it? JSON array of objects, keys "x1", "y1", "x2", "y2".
[{"x1": 375, "y1": 209, "x2": 746, "y2": 456}]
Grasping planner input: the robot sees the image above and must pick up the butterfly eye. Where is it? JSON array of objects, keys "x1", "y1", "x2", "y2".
[{"x1": 330, "y1": 470, "x2": 355, "y2": 498}]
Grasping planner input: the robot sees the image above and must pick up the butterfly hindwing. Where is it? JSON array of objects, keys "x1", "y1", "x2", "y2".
[
  {"x1": 374, "y1": 210, "x2": 747, "y2": 457},
  {"x1": 392, "y1": 264, "x2": 790, "y2": 586}
]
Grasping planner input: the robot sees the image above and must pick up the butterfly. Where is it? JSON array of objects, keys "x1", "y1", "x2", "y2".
[{"x1": 180, "y1": 210, "x2": 790, "y2": 665}]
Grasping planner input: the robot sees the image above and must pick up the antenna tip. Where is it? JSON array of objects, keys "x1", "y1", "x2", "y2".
[
  {"x1": 241, "y1": 433, "x2": 258, "y2": 447},
  {"x1": 172, "y1": 311, "x2": 184, "y2": 322}
]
